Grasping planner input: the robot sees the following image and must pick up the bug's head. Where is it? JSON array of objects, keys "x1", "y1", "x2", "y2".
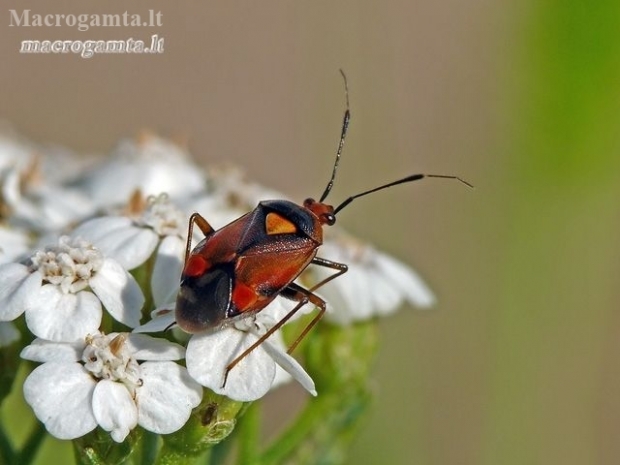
[{"x1": 303, "y1": 198, "x2": 336, "y2": 226}]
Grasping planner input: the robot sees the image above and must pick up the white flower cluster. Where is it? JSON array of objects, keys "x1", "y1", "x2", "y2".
[{"x1": 0, "y1": 129, "x2": 434, "y2": 443}]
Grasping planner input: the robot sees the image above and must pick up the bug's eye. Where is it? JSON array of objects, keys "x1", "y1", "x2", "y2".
[
  {"x1": 265, "y1": 212, "x2": 298, "y2": 235},
  {"x1": 322, "y1": 213, "x2": 336, "y2": 226}
]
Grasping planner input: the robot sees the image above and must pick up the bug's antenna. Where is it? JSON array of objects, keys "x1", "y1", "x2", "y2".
[
  {"x1": 319, "y1": 69, "x2": 351, "y2": 203},
  {"x1": 333, "y1": 174, "x2": 473, "y2": 215}
]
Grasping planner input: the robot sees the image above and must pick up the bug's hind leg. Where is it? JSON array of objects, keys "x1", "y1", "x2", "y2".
[
  {"x1": 183, "y1": 213, "x2": 216, "y2": 264},
  {"x1": 221, "y1": 257, "x2": 347, "y2": 387},
  {"x1": 221, "y1": 284, "x2": 321, "y2": 388}
]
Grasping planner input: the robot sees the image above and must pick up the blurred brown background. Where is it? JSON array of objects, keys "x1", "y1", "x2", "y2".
[{"x1": 3, "y1": 1, "x2": 620, "y2": 464}]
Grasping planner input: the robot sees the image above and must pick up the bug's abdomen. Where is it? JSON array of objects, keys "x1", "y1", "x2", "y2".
[{"x1": 176, "y1": 265, "x2": 233, "y2": 333}]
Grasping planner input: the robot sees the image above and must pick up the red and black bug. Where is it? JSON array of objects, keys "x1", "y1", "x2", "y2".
[{"x1": 175, "y1": 71, "x2": 472, "y2": 383}]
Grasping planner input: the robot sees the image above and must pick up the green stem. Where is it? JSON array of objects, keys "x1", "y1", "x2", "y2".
[
  {"x1": 139, "y1": 430, "x2": 159, "y2": 465},
  {"x1": 73, "y1": 428, "x2": 138, "y2": 465},
  {"x1": 17, "y1": 421, "x2": 46, "y2": 465},
  {"x1": 0, "y1": 419, "x2": 16, "y2": 465},
  {"x1": 236, "y1": 402, "x2": 260, "y2": 465},
  {"x1": 154, "y1": 447, "x2": 210, "y2": 465},
  {"x1": 208, "y1": 437, "x2": 235, "y2": 465},
  {"x1": 262, "y1": 320, "x2": 378, "y2": 465},
  {"x1": 131, "y1": 254, "x2": 156, "y2": 318},
  {"x1": 261, "y1": 387, "x2": 371, "y2": 465}
]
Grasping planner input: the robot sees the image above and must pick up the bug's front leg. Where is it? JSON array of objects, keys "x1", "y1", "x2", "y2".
[
  {"x1": 307, "y1": 256, "x2": 348, "y2": 292},
  {"x1": 279, "y1": 257, "x2": 348, "y2": 355}
]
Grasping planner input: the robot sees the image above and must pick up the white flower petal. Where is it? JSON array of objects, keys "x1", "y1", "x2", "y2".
[
  {"x1": 35, "y1": 184, "x2": 95, "y2": 232},
  {"x1": 21, "y1": 338, "x2": 83, "y2": 362},
  {"x1": 132, "y1": 309, "x2": 176, "y2": 334},
  {"x1": 79, "y1": 135, "x2": 206, "y2": 207},
  {"x1": 0, "y1": 264, "x2": 40, "y2": 321},
  {"x1": 186, "y1": 329, "x2": 276, "y2": 402},
  {"x1": 251, "y1": 331, "x2": 291, "y2": 389},
  {"x1": 0, "y1": 226, "x2": 31, "y2": 264},
  {"x1": 25, "y1": 286, "x2": 102, "y2": 342},
  {"x1": 315, "y1": 239, "x2": 435, "y2": 324},
  {"x1": 367, "y1": 268, "x2": 403, "y2": 315},
  {"x1": 316, "y1": 285, "x2": 349, "y2": 325},
  {"x1": 23, "y1": 362, "x2": 97, "y2": 440},
  {"x1": 179, "y1": 193, "x2": 244, "y2": 230},
  {"x1": 73, "y1": 217, "x2": 159, "y2": 270},
  {"x1": 350, "y1": 267, "x2": 374, "y2": 319},
  {"x1": 151, "y1": 236, "x2": 184, "y2": 307},
  {"x1": 378, "y1": 253, "x2": 436, "y2": 308},
  {"x1": 92, "y1": 380, "x2": 138, "y2": 443},
  {"x1": 73, "y1": 216, "x2": 132, "y2": 241},
  {"x1": 0, "y1": 133, "x2": 35, "y2": 170},
  {"x1": 1, "y1": 167, "x2": 24, "y2": 209},
  {"x1": 89, "y1": 259, "x2": 144, "y2": 328},
  {"x1": 271, "y1": 363, "x2": 293, "y2": 391},
  {"x1": 262, "y1": 339, "x2": 316, "y2": 396},
  {"x1": 322, "y1": 266, "x2": 372, "y2": 324},
  {"x1": 258, "y1": 296, "x2": 314, "y2": 328},
  {"x1": 137, "y1": 362, "x2": 202, "y2": 434},
  {"x1": 272, "y1": 364, "x2": 292, "y2": 389},
  {"x1": 125, "y1": 334, "x2": 185, "y2": 361}
]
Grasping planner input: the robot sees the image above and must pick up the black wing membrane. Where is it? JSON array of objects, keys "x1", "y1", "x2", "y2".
[{"x1": 176, "y1": 266, "x2": 233, "y2": 332}]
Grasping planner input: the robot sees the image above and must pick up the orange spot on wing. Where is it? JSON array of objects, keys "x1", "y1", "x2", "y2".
[
  {"x1": 184, "y1": 255, "x2": 210, "y2": 277},
  {"x1": 232, "y1": 282, "x2": 257, "y2": 311},
  {"x1": 266, "y1": 212, "x2": 297, "y2": 235}
]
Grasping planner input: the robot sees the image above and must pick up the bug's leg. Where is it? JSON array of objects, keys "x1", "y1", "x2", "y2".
[
  {"x1": 221, "y1": 259, "x2": 347, "y2": 387},
  {"x1": 184, "y1": 212, "x2": 215, "y2": 264},
  {"x1": 166, "y1": 214, "x2": 216, "y2": 334},
  {"x1": 278, "y1": 257, "x2": 348, "y2": 354},
  {"x1": 280, "y1": 283, "x2": 328, "y2": 355},
  {"x1": 307, "y1": 256, "x2": 348, "y2": 292},
  {"x1": 221, "y1": 284, "x2": 322, "y2": 388}
]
